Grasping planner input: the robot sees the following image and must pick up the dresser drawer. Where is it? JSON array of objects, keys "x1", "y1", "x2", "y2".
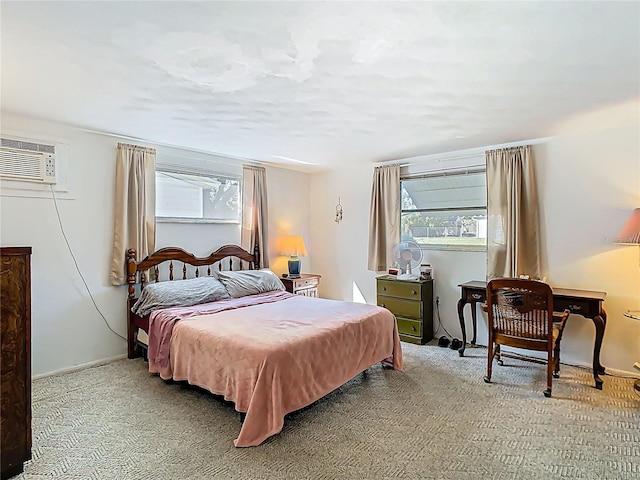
[
  {"x1": 297, "y1": 287, "x2": 318, "y2": 297},
  {"x1": 378, "y1": 296, "x2": 422, "y2": 319},
  {"x1": 296, "y1": 277, "x2": 318, "y2": 289},
  {"x1": 463, "y1": 288, "x2": 486, "y2": 304},
  {"x1": 377, "y1": 280, "x2": 422, "y2": 300},
  {"x1": 396, "y1": 317, "x2": 422, "y2": 337}
]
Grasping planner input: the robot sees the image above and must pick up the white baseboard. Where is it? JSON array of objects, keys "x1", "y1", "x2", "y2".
[
  {"x1": 32, "y1": 354, "x2": 128, "y2": 380},
  {"x1": 605, "y1": 366, "x2": 640, "y2": 379},
  {"x1": 549, "y1": 360, "x2": 638, "y2": 379}
]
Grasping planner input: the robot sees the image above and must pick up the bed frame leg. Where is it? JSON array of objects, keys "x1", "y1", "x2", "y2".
[{"x1": 127, "y1": 326, "x2": 137, "y2": 359}]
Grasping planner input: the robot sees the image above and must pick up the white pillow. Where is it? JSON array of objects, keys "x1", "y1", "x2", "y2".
[{"x1": 216, "y1": 269, "x2": 285, "y2": 298}]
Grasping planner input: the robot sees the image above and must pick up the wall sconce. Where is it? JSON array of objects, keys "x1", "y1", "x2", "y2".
[{"x1": 335, "y1": 197, "x2": 343, "y2": 223}]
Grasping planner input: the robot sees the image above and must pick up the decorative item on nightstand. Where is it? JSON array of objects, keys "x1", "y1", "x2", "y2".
[{"x1": 280, "y1": 235, "x2": 307, "y2": 279}]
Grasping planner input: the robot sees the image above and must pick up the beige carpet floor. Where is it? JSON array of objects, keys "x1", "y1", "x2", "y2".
[{"x1": 15, "y1": 342, "x2": 640, "y2": 480}]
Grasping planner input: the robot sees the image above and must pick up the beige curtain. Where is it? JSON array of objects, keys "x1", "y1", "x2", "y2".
[
  {"x1": 241, "y1": 165, "x2": 269, "y2": 267},
  {"x1": 368, "y1": 164, "x2": 400, "y2": 271},
  {"x1": 110, "y1": 143, "x2": 156, "y2": 285},
  {"x1": 486, "y1": 145, "x2": 541, "y2": 280}
]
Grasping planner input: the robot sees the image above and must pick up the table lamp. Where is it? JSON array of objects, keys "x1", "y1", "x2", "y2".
[
  {"x1": 280, "y1": 235, "x2": 307, "y2": 279},
  {"x1": 615, "y1": 207, "x2": 640, "y2": 245},
  {"x1": 614, "y1": 208, "x2": 640, "y2": 393}
]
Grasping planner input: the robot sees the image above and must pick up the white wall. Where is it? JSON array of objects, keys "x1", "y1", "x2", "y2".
[
  {"x1": 535, "y1": 122, "x2": 640, "y2": 374},
  {"x1": 309, "y1": 165, "x2": 373, "y2": 302},
  {"x1": 0, "y1": 112, "x2": 310, "y2": 376},
  {"x1": 310, "y1": 109, "x2": 640, "y2": 375}
]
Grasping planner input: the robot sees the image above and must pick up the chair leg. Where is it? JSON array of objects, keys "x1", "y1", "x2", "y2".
[
  {"x1": 553, "y1": 341, "x2": 561, "y2": 379},
  {"x1": 544, "y1": 349, "x2": 553, "y2": 397},
  {"x1": 484, "y1": 338, "x2": 494, "y2": 384},
  {"x1": 495, "y1": 344, "x2": 503, "y2": 366}
]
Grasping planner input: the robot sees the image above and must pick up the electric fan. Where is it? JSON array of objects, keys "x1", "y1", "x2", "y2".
[{"x1": 392, "y1": 240, "x2": 423, "y2": 275}]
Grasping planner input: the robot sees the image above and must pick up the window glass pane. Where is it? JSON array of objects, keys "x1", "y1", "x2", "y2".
[
  {"x1": 156, "y1": 170, "x2": 240, "y2": 223},
  {"x1": 401, "y1": 210, "x2": 487, "y2": 248},
  {"x1": 156, "y1": 172, "x2": 203, "y2": 218},
  {"x1": 401, "y1": 171, "x2": 486, "y2": 249}
]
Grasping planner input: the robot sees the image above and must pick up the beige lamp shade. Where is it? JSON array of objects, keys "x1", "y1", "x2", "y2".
[
  {"x1": 615, "y1": 208, "x2": 640, "y2": 244},
  {"x1": 280, "y1": 235, "x2": 308, "y2": 257}
]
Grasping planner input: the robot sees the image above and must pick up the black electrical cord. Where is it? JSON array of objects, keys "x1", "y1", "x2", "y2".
[{"x1": 433, "y1": 295, "x2": 454, "y2": 339}]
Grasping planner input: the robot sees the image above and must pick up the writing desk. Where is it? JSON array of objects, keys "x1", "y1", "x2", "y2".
[{"x1": 457, "y1": 281, "x2": 607, "y2": 390}]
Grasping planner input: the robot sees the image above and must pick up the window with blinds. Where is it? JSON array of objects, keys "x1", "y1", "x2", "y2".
[
  {"x1": 155, "y1": 169, "x2": 241, "y2": 223},
  {"x1": 401, "y1": 169, "x2": 487, "y2": 250}
]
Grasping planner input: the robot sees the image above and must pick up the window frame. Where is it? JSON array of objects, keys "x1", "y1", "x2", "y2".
[
  {"x1": 401, "y1": 168, "x2": 487, "y2": 252},
  {"x1": 155, "y1": 166, "x2": 242, "y2": 224}
]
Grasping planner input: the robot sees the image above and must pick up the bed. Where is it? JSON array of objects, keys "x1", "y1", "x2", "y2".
[{"x1": 126, "y1": 244, "x2": 403, "y2": 447}]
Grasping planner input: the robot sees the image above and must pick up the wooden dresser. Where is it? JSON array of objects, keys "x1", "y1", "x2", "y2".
[
  {"x1": 1, "y1": 247, "x2": 32, "y2": 480},
  {"x1": 281, "y1": 273, "x2": 321, "y2": 297},
  {"x1": 376, "y1": 275, "x2": 433, "y2": 345}
]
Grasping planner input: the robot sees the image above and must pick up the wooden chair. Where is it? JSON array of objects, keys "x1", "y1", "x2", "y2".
[{"x1": 483, "y1": 278, "x2": 570, "y2": 397}]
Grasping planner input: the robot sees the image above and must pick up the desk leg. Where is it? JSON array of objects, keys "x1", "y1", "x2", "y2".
[
  {"x1": 591, "y1": 311, "x2": 606, "y2": 390},
  {"x1": 457, "y1": 298, "x2": 468, "y2": 357},
  {"x1": 470, "y1": 302, "x2": 478, "y2": 346},
  {"x1": 597, "y1": 308, "x2": 607, "y2": 375}
]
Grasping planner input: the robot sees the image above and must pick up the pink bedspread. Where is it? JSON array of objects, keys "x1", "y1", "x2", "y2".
[
  {"x1": 147, "y1": 291, "x2": 294, "y2": 369},
  {"x1": 148, "y1": 293, "x2": 402, "y2": 447}
]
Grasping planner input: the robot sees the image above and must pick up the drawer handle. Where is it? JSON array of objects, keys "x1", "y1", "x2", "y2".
[
  {"x1": 568, "y1": 304, "x2": 582, "y2": 312},
  {"x1": 472, "y1": 293, "x2": 483, "y2": 300},
  {"x1": 381, "y1": 303, "x2": 386, "y2": 308},
  {"x1": 411, "y1": 290, "x2": 417, "y2": 295},
  {"x1": 382, "y1": 287, "x2": 386, "y2": 291},
  {"x1": 412, "y1": 326, "x2": 416, "y2": 331}
]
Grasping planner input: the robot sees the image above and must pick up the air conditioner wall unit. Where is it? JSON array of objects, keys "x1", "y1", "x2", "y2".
[{"x1": 0, "y1": 137, "x2": 57, "y2": 184}]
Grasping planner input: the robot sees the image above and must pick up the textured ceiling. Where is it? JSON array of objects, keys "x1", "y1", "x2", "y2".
[{"x1": 1, "y1": 1, "x2": 639, "y2": 171}]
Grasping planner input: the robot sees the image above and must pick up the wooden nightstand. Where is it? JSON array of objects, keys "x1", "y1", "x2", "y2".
[{"x1": 281, "y1": 274, "x2": 321, "y2": 297}]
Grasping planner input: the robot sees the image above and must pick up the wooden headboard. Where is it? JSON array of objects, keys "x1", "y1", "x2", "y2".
[{"x1": 125, "y1": 244, "x2": 260, "y2": 359}]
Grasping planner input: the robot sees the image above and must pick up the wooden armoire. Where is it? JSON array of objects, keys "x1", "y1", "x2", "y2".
[{"x1": 1, "y1": 247, "x2": 32, "y2": 479}]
